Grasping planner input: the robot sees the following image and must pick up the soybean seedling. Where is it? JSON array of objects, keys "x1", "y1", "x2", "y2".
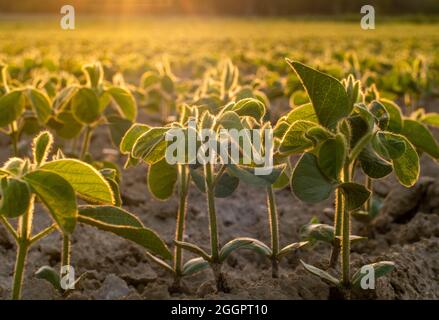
[
  {"x1": 219, "y1": 105, "x2": 309, "y2": 278},
  {"x1": 119, "y1": 104, "x2": 201, "y2": 292},
  {"x1": 279, "y1": 60, "x2": 428, "y2": 294},
  {"x1": 0, "y1": 63, "x2": 53, "y2": 156},
  {"x1": 47, "y1": 61, "x2": 137, "y2": 159},
  {"x1": 0, "y1": 131, "x2": 170, "y2": 299},
  {"x1": 174, "y1": 99, "x2": 282, "y2": 292}
]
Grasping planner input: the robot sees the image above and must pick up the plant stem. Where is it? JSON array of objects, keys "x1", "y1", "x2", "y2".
[
  {"x1": 9, "y1": 122, "x2": 18, "y2": 157},
  {"x1": 329, "y1": 188, "x2": 344, "y2": 268},
  {"x1": 204, "y1": 163, "x2": 219, "y2": 262},
  {"x1": 365, "y1": 177, "x2": 372, "y2": 213},
  {"x1": 12, "y1": 240, "x2": 28, "y2": 300},
  {"x1": 12, "y1": 196, "x2": 34, "y2": 300},
  {"x1": 341, "y1": 164, "x2": 351, "y2": 286},
  {"x1": 80, "y1": 126, "x2": 92, "y2": 160},
  {"x1": 266, "y1": 186, "x2": 280, "y2": 278},
  {"x1": 174, "y1": 165, "x2": 189, "y2": 279},
  {"x1": 61, "y1": 235, "x2": 71, "y2": 270}
]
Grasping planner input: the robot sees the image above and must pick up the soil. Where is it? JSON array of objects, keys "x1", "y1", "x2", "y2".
[{"x1": 0, "y1": 102, "x2": 438, "y2": 300}]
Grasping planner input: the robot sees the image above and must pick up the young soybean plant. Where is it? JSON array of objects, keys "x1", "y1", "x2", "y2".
[
  {"x1": 279, "y1": 60, "x2": 427, "y2": 294},
  {"x1": 0, "y1": 131, "x2": 170, "y2": 299},
  {"x1": 171, "y1": 99, "x2": 277, "y2": 291},
  {"x1": 119, "y1": 104, "x2": 201, "y2": 291},
  {"x1": 218, "y1": 107, "x2": 308, "y2": 278},
  {"x1": 48, "y1": 61, "x2": 137, "y2": 159},
  {"x1": 0, "y1": 63, "x2": 53, "y2": 156},
  {"x1": 353, "y1": 87, "x2": 439, "y2": 225}
]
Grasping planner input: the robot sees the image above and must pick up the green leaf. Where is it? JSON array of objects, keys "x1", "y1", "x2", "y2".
[
  {"x1": 227, "y1": 164, "x2": 285, "y2": 187},
  {"x1": 32, "y1": 131, "x2": 53, "y2": 166},
  {"x1": 300, "y1": 260, "x2": 340, "y2": 286},
  {"x1": 287, "y1": 60, "x2": 351, "y2": 129},
  {"x1": 317, "y1": 134, "x2": 346, "y2": 180},
  {"x1": 25, "y1": 88, "x2": 52, "y2": 124},
  {"x1": 106, "y1": 86, "x2": 137, "y2": 121},
  {"x1": 0, "y1": 90, "x2": 25, "y2": 127},
  {"x1": 71, "y1": 87, "x2": 100, "y2": 124},
  {"x1": 291, "y1": 153, "x2": 335, "y2": 203},
  {"x1": 78, "y1": 205, "x2": 171, "y2": 260},
  {"x1": 231, "y1": 98, "x2": 266, "y2": 122},
  {"x1": 339, "y1": 182, "x2": 371, "y2": 211},
  {"x1": 392, "y1": 138, "x2": 420, "y2": 187},
  {"x1": 369, "y1": 100, "x2": 389, "y2": 130},
  {"x1": 24, "y1": 170, "x2": 77, "y2": 234},
  {"x1": 380, "y1": 99, "x2": 403, "y2": 133},
  {"x1": 132, "y1": 127, "x2": 169, "y2": 160},
  {"x1": 34, "y1": 266, "x2": 62, "y2": 291},
  {"x1": 279, "y1": 120, "x2": 315, "y2": 155},
  {"x1": 106, "y1": 115, "x2": 132, "y2": 148},
  {"x1": 52, "y1": 86, "x2": 78, "y2": 110},
  {"x1": 78, "y1": 205, "x2": 142, "y2": 227},
  {"x1": 421, "y1": 113, "x2": 439, "y2": 128},
  {"x1": 300, "y1": 223, "x2": 334, "y2": 244},
  {"x1": 372, "y1": 132, "x2": 406, "y2": 161},
  {"x1": 148, "y1": 158, "x2": 178, "y2": 200},
  {"x1": 182, "y1": 257, "x2": 210, "y2": 276},
  {"x1": 120, "y1": 123, "x2": 150, "y2": 154},
  {"x1": 351, "y1": 261, "x2": 395, "y2": 288},
  {"x1": 220, "y1": 237, "x2": 271, "y2": 262},
  {"x1": 53, "y1": 111, "x2": 83, "y2": 139},
  {"x1": 41, "y1": 159, "x2": 114, "y2": 204},
  {"x1": 277, "y1": 241, "x2": 308, "y2": 258},
  {"x1": 359, "y1": 145, "x2": 393, "y2": 179},
  {"x1": 214, "y1": 171, "x2": 239, "y2": 198},
  {"x1": 83, "y1": 62, "x2": 103, "y2": 88},
  {"x1": 402, "y1": 119, "x2": 439, "y2": 160},
  {"x1": 285, "y1": 103, "x2": 318, "y2": 124},
  {"x1": 174, "y1": 240, "x2": 211, "y2": 261},
  {"x1": 0, "y1": 177, "x2": 30, "y2": 218}
]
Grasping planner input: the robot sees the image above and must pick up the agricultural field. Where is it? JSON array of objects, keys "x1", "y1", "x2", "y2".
[{"x1": 0, "y1": 16, "x2": 439, "y2": 301}]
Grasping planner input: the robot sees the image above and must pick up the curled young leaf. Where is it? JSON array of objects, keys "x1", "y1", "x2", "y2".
[
  {"x1": 32, "y1": 131, "x2": 53, "y2": 166},
  {"x1": 220, "y1": 237, "x2": 272, "y2": 262},
  {"x1": 106, "y1": 86, "x2": 137, "y2": 121},
  {"x1": 300, "y1": 260, "x2": 340, "y2": 286},
  {"x1": 182, "y1": 257, "x2": 210, "y2": 276}
]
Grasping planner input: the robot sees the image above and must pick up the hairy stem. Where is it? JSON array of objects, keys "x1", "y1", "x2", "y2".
[
  {"x1": 341, "y1": 164, "x2": 351, "y2": 286},
  {"x1": 329, "y1": 188, "x2": 344, "y2": 268},
  {"x1": 9, "y1": 121, "x2": 19, "y2": 157},
  {"x1": 267, "y1": 186, "x2": 280, "y2": 278},
  {"x1": 80, "y1": 126, "x2": 93, "y2": 160},
  {"x1": 12, "y1": 196, "x2": 34, "y2": 300},
  {"x1": 61, "y1": 235, "x2": 71, "y2": 271},
  {"x1": 365, "y1": 176, "x2": 372, "y2": 213},
  {"x1": 174, "y1": 165, "x2": 190, "y2": 279},
  {"x1": 204, "y1": 163, "x2": 219, "y2": 262}
]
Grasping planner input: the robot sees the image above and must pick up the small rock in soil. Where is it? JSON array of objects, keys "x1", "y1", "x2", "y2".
[{"x1": 94, "y1": 274, "x2": 131, "y2": 300}]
